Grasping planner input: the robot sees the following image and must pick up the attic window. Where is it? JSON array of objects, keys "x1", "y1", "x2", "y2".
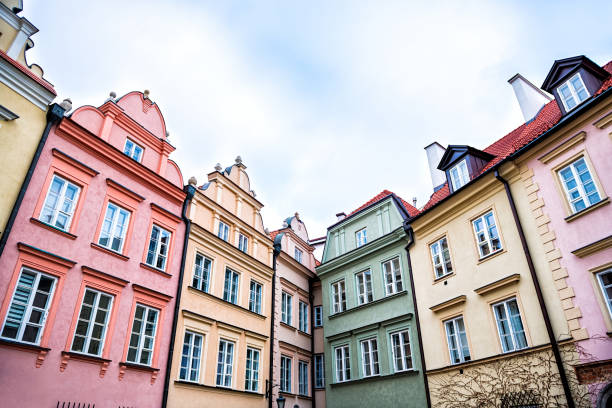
[
  {"x1": 557, "y1": 73, "x2": 589, "y2": 112},
  {"x1": 449, "y1": 160, "x2": 469, "y2": 190},
  {"x1": 124, "y1": 139, "x2": 144, "y2": 162}
]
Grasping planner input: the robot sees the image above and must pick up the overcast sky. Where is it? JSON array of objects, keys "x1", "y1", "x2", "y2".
[{"x1": 25, "y1": 0, "x2": 611, "y2": 240}]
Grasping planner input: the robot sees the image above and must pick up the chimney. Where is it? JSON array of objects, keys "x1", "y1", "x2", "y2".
[
  {"x1": 336, "y1": 212, "x2": 346, "y2": 222},
  {"x1": 508, "y1": 73, "x2": 552, "y2": 123},
  {"x1": 424, "y1": 142, "x2": 446, "y2": 191}
]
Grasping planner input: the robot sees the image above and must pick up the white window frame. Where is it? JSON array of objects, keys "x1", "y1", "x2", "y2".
[
  {"x1": 390, "y1": 329, "x2": 413, "y2": 372},
  {"x1": 238, "y1": 233, "x2": 249, "y2": 253},
  {"x1": 382, "y1": 257, "x2": 403, "y2": 295},
  {"x1": 492, "y1": 298, "x2": 528, "y2": 353},
  {"x1": 314, "y1": 354, "x2": 325, "y2": 388},
  {"x1": 281, "y1": 291, "x2": 293, "y2": 325},
  {"x1": 223, "y1": 268, "x2": 240, "y2": 304},
  {"x1": 0, "y1": 268, "x2": 57, "y2": 345},
  {"x1": 218, "y1": 221, "x2": 230, "y2": 241},
  {"x1": 245, "y1": 347, "x2": 260, "y2": 392},
  {"x1": 249, "y1": 280, "x2": 262, "y2": 314},
  {"x1": 557, "y1": 73, "x2": 590, "y2": 112},
  {"x1": 97, "y1": 202, "x2": 131, "y2": 253},
  {"x1": 334, "y1": 344, "x2": 351, "y2": 382},
  {"x1": 70, "y1": 288, "x2": 113, "y2": 356},
  {"x1": 558, "y1": 157, "x2": 602, "y2": 214},
  {"x1": 192, "y1": 253, "x2": 212, "y2": 292},
  {"x1": 444, "y1": 316, "x2": 471, "y2": 365},
  {"x1": 355, "y1": 227, "x2": 367, "y2": 247},
  {"x1": 299, "y1": 300, "x2": 309, "y2": 333},
  {"x1": 39, "y1": 174, "x2": 81, "y2": 232},
  {"x1": 355, "y1": 269, "x2": 373, "y2": 305},
  {"x1": 596, "y1": 269, "x2": 612, "y2": 320},
  {"x1": 179, "y1": 330, "x2": 203, "y2": 382},
  {"x1": 123, "y1": 138, "x2": 144, "y2": 162},
  {"x1": 216, "y1": 339, "x2": 234, "y2": 387},
  {"x1": 314, "y1": 306, "x2": 323, "y2": 328},
  {"x1": 472, "y1": 211, "x2": 502, "y2": 259},
  {"x1": 146, "y1": 224, "x2": 171, "y2": 271},
  {"x1": 280, "y1": 355, "x2": 292, "y2": 392},
  {"x1": 298, "y1": 360, "x2": 309, "y2": 396},
  {"x1": 449, "y1": 159, "x2": 470, "y2": 190},
  {"x1": 126, "y1": 304, "x2": 159, "y2": 366},
  {"x1": 331, "y1": 280, "x2": 347, "y2": 314},
  {"x1": 294, "y1": 247, "x2": 303, "y2": 263},
  {"x1": 360, "y1": 337, "x2": 380, "y2": 377},
  {"x1": 430, "y1": 237, "x2": 453, "y2": 279}
]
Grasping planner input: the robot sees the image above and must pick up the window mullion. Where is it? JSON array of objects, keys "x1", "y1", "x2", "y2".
[
  {"x1": 84, "y1": 291, "x2": 100, "y2": 354},
  {"x1": 51, "y1": 181, "x2": 68, "y2": 226},
  {"x1": 135, "y1": 307, "x2": 147, "y2": 363},
  {"x1": 571, "y1": 164, "x2": 589, "y2": 204}
]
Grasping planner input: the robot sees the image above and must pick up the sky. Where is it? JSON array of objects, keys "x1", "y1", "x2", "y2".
[{"x1": 24, "y1": 0, "x2": 612, "y2": 240}]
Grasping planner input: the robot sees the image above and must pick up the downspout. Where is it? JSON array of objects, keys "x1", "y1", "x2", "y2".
[
  {"x1": 494, "y1": 169, "x2": 575, "y2": 408},
  {"x1": 268, "y1": 235, "x2": 282, "y2": 408},
  {"x1": 162, "y1": 182, "x2": 196, "y2": 408},
  {"x1": 0, "y1": 103, "x2": 65, "y2": 257},
  {"x1": 309, "y1": 276, "x2": 316, "y2": 408}
]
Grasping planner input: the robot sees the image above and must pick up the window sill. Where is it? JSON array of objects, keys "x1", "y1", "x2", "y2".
[
  {"x1": 174, "y1": 380, "x2": 264, "y2": 396},
  {"x1": 298, "y1": 329, "x2": 311, "y2": 338},
  {"x1": 329, "y1": 369, "x2": 418, "y2": 387},
  {"x1": 433, "y1": 272, "x2": 455, "y2": 285},
  {"x1": 140, "y1": 262, "x2": 172, "y2": 278},
  {"x1": 476, "y1": 248, "x2": 506, "y2": 265},
  {"x1": 187, "y1": 286, "x2": 266, "y2": 319},
  {"x1": 329, "y1": 290, "x2": 408, "y2": 319},
  {"x1": 91, "y1": 242, "x2": 129, "y2": 261},
  {"x1": 280, "y1": 391, "x2": 297, "y2": 397},
  {"x1": 30, "y1": 218, "x2": 77, "y2": 240},
  {"x1": 0, "y1": 338, "x2": 52, "y2": 367},
  {"x1": 60, "y1": 351, "x2": 112, "y2": 377},
  {"x1": 297, "y1": 394, "x2": 312, "y2": 400},
  {"x1": 565, "y1": 197, "x2": 610, "y2": 223},
  {"x1": 280, "y1": 321, "x2": 296, "y2": 331},
  {"x1": 119, "y1": 361, "x2": 161, "y2": 384}
]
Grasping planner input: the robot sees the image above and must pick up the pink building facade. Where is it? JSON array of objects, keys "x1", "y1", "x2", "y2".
[{"x1": 0, "y1": 91, "x2": 186, "y2": 407}]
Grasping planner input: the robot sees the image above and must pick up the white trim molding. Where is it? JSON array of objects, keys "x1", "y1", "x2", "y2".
[{"x1": 0, "y1": 57, "x2": 55, "y2": 110}]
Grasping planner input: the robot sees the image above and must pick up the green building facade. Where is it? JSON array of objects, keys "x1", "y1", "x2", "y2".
[{"x1": 316, "y1": 191, "x2": 428, "y2": 408}]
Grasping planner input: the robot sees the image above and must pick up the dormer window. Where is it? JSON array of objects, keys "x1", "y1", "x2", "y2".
[
  {"x1": 557, "y1": 73, "x2": 589, "y2": 112},
  {"x1": 124, "y1": 139, "x2": 144, "y2": 162},
  {"x1": 294, "y1": 247, "x2": 303, "y2": 263},
  {"x1": 355, "y1": 228, "x2": 367, "y2": 247},
  {"x1": 449, "y1": 160, "x2": 469, "y2": 191}
]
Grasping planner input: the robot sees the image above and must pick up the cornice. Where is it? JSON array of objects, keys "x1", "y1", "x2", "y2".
[
  {"x1": 429, "y1": 295, "x2": 467, "y2": 313},
  {"x1": 0, "y1": 53, "x2": 55, "y2": 110},
  {"x1": 474, "y1": 274, "x2": 521, "y2": 296},
  {"x1": 277, "y1": 250, "x2": 316, "y2": 278},
  {"x1": 572, "y1": 234, "x2": 612, "y2": 258},
  {"x1": 207, "y1": 171, "x2": 264, "y2": 209}
]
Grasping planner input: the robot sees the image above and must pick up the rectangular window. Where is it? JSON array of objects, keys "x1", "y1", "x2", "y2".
[
  {"x1": 430, "y1": 237, "x2": 453, "y2": 279},
  {"x1": 558, "y1": 73, "x2": 590, "y2": 111},
  {"x1": 331, "y1": 280, "x2": 347, "y2": 314},
  {"x1": 124, "y1": 138, "x2": 144, "y2": 162},
  {"x1": 449, "y1": 159, "x2": 470, "y2": 190},
  {"x1": 294, "y1": 247, "x2": 303, "y2": 263},
  {"x1": 314, "y1": 306, "x2": 323, "y2": 328},
  {"x1": 39, "y1": 174, "x2": 80, "y2": 232},
  {"x1": 558, "y1": 157, "x2": 601, "y2": 213},
  {"x1": 299, "y1": 301, "x2": 308, "y2": 333},
  {"x1": 355, "y1": 228, "x2": 367, "y2": 247},
  {"x1": 218, "y1": 221, "x2": 230, "y2": 242},
  {"x1": 382, "y1": 257, "x2": 403, "y2": 295},
  {"x1": 360, "y1": 337, "x2": 379, "y2": 377},
  {"x1": 0, "y1": 268, "x2": 56, "y2": 345},
  {"x1": 597, "y1": 269, "x2": 612, "y2": 320},
  {"x1": 192, "y1": 253, "x2": 212, "y2": 292},
  {"x1": 334, "y1": 345, "x2": 350, "y2": 382},
  {"x1": 356, "y1": 269, "x2": 373, "y2": 305},
  {"x1": 126, "y1": 304, "x2": 159, "y2": 366},
  {"x1": 299, "y1": 360, "x2": 309, "y2": 396},
  {"x1": 281, "y1": 292, "x2": 293, "y2": 325},
  {"x1": 245, "y1": 347, "x2": 260, "y2": 392},
  {"x1": 179, "y1": 331, "x2": 203, "y2": 382},
  {"x1": 249, "y1": 280, "x2": 262, "y2": 314},
  {"x1": 390, "y1": 330, "x2": 412, "y2": 372},
  {"x1": 280, "y1": 355, "x2": 292, "y2": 392},
  {"x1": 98, "y1": 202, "x2": 130, "y2": 253},
  {"x1": 444, "y1": 316, "x2": 471, "y2": 364},
  {"x1": 314, "y1": 354, "x2": 325, "y2": 388},
  {"x1": 146, "y1": 224, "x2": 171, "y2": 270},
  {"x1": 223, "y1": 268, "x2": 239, "y2": 304},
  {"x1": 71, "y1": 288, "x2": 113, "y2": 356},
  {"x1": 472, "y1": 211, "x2": 502, "y2": 258},
  {"x1": 493, "y1": 298, "x2": 527, "y2": 353},
  {"x1": 216, "y1": 339, "x2": 234, "y2": 387},
  {"x1": 238, "y1": 233, "x2": 249, "y2": 253}
]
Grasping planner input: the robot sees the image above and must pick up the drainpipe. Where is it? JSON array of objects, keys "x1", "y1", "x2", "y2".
[
  {"x1": 309, "y1": 276, "x2": 316, "y2": 408},
  {"x1": 494, "y1": 169, "x2": 575, "y2": 408},
  {"x1": 162, "y1": 182, "x2": 196, "y2": 408},
  {"x1": 0, "y1": 103, "x2": 65, "y2": 257},
  {"x1": 268, "y1": 235, "x2": 282, "y2": 408}
]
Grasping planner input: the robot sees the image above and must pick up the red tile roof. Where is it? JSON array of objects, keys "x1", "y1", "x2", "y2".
[
  {"x1": 348, "y1": 189, "x2": 419, "y2": 218},
  {"x1": 269, "y1": 229, "x2": 283, "y2": 241},
  {"x1": 0, "y1": 49, "x2": 56, "y2": 95},
  {"x1": 421, "y1": 60, "x2": 612, "y2": 212}
]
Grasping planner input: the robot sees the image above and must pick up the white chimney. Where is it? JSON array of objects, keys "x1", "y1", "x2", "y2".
[
  {"x1": 508, "y1": 73, "x2": 552, "y2": 122},
  {"x1": 425, "y1": 142, "x2": 446, "y2": 191},
  {"x1": 336, "y1": 212, "x2": 346, "y2": 221}
]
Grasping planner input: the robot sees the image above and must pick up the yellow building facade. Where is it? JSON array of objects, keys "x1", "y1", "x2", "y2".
[
  {"x1": 0, "y1": 0, "x2": 56, "y2": 239},
  {"x1": 166, "y1": 158, "x2": 274, "y2": 408}
]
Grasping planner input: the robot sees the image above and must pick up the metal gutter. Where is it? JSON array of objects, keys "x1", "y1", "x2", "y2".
[
  {"x1": 268, "y1": 233, "x2": 283, "y2": 408},
  {"x1": 309, "y1": 276, "x2": 316, "y2": 408}
]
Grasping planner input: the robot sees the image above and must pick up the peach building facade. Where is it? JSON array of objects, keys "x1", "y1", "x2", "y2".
[{"x1": 0, "y1": 91, "x2": 186, "y2": 407}]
